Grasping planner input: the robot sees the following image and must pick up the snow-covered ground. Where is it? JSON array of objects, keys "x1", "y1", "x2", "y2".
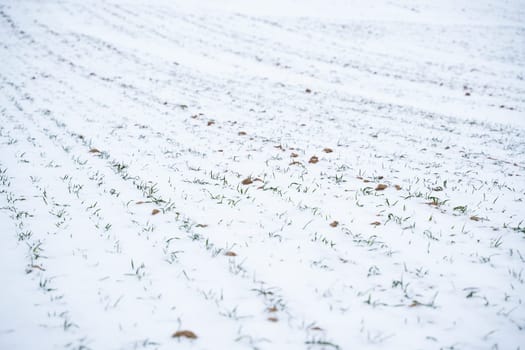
[{"x1": 1, "y1": 0, "x2": 524, "y2": 349}]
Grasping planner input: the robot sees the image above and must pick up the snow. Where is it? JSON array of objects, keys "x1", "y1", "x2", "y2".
[{"x1": 0, "y1": 0, "x2": 524, "y2": 349}]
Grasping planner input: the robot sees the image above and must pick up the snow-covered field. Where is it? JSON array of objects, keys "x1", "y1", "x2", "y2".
[{"x1": 1, "y1": 0, "x2": 524, "y2": 349}]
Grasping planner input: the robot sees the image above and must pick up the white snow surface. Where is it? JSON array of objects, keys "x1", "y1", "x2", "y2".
[{"x1": 1, "y1": 0, "x2": 524, "y2": 349}]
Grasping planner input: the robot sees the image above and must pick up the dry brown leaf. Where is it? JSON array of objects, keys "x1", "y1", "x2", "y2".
[
  {"x1": 309, "y1": 156, "x2": 319, "y2": 164},
  {"x1": 224, "y1": 251, "x2": 237, "y2": 257},
  {"x1": 151, "y1": 209, "x2": 161, "y2": 215},
  {"x1": 267, "y1": 306, "x2": 278, "y2": 313},
  {"x1": 207, "y1": 120, "x2": 215, "y2": 126},
  {"x1": 172, "y1": 330, "x2": 197, "y2": 339},
  {"x1": 241, "y1": 177, "x2": 253, "y2": 185},
  {"x1": 29, "y1": 264, "x2": 46, "y2": 271},
  {"x1": 470, "y1": 216, "x2": 481, "y2": 222},
  {"x1": 238, "y1": 131, "x2": 247, "y2": 136},
  {"x1": 196, "y1": 224, "x2": 208, "y2": 228},
  {"x1": 323, "y1": 148, "x2": 333, "y2": 153},
  {"x1": 89, "y1": 148, "x2": 101, "y2": 153},
  {"x1": 290, "y1": 152, "x2": 299, "y2": 158},
  {"x1": 394, "y1": 185, "x2": 402, "y2": 191},
  {"x1": 136, "y1": 201, "x2": 145, "y2": 205},
  {"x1": 310, "y1": 326, "x2": 323, "y2": 331},
  {"x1": 289, "y1": 161, "x2": 302, "y2": 166},
  {"x1": 329, "y1": 221, "x2": 339, "y2": 227},
  {"x1": 370, "y1": 221, "x2": 381, "y2": 226},
  {"x1": 375, "y1": 184, "x2": 388, "y2": 191},
  {"x1": 267, "y1": 317, "x2": 278, "y2": 322}
]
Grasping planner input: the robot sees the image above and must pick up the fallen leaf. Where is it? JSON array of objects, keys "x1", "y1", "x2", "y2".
[
  {"x1": 29, "y1": 264, "x2": 46, "y2": 271},
  {"x1": 375, "y1": 184, "x2": 387, "y2": 191},
  {"x1": 172, "y1": 330, "x2": 197, "y2": 339},
  {"x1": 207, "y1": 120, "x2": 215, "y2": 126},
  {"x1": 151, "y1": 209, "x2": 161, "y2": 215},
  {"x1": 311, "y1": 326, "x2": 323, "y2": 331},
  {"x1": 241, "y1": 177, "x2": 253, "y2": 185},
  {"x1": 394, "y1": 185, "x2": 402, "y2": 190},
  {"x1": 196, "y1": 224, "x2": 208, "y2": 228},
  {"x1": 238, "y1": 131, "x2": 247, "y2": 136},
  {"x1": 323, "y1": 148, "x2": 333, "y2": 153},
  {"x1": 224, "y1": 251, "x2": 237, "y2": 257},
  {"x1": 309, "y1": 156, "x2": 319, "y2": 164},
  {"x1": 136, "y1": 201, "x2": 145, "y2": 205},
  {"x1": 290, "y1": 152, "x2": 299, "y2": 158},
  {"x1": 329, "y1": 221, "x2": 339, "y2": 227},
  {"x1": 267, "y1": 317, "x2": 278, "y2": 322},
  {"x1": 470, "y1": 216, "x2": 481, "y2": 222},
  {"x1": 267, "y1": 306, "x2": 278, "y2": 313},
  {"x1": 89, "y1": 148, "x2": 101, "y2": 153},
  {"x1": 370, "y1": 221, "x2": 381, "y2": 226}
]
